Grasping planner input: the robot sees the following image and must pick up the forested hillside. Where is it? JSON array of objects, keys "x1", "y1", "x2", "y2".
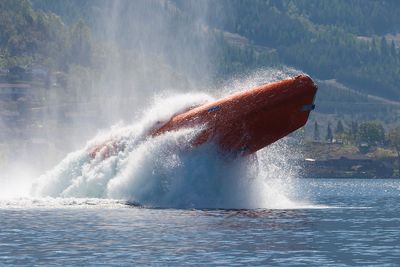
[
  {"x1": 1, "y1": 0, "x2": 400, "y2": 104},
  {"x1": 0, "y1": 0, "x2": 67, "y2": 69},
  {"x1": 205, "y1": 0, "x2": 400, "y2": 100}
]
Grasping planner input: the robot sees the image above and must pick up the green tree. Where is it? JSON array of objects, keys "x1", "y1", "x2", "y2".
[
  {"x1": 313, "y1": 121, "x2": 320, "y2": 141},
  {"x1": 388, "y1": 126, "x2": 400, "y2": 176},
  {"x1": 69, "y1": 19, "x2": 92, "y2": 66},
  {"x1": 0, "y1": 0, "x2": 69, "y2": 69},
  {"x1": 390, "y1": 40, "x2": 397, "y2": 57},
  {"x1": 335, "y1": 120, "x2": 346, "y2": 142},
  {"x1": 335, "y1": 120, "x2": 344, "y2": 134},
  {"x1": 326, "y1": 123, "x2": 333, "y2": 143},
  {"x1": 358, "y1": 121, "x2": 385, "y2": 145},
  {"x1": 380, "y1": 36, "x2": 388, "y2": 55},
  {"x1": 350, "y1": 121, "x2": 358, "y2": 142}
]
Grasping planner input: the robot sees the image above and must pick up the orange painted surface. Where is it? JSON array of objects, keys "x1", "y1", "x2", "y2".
[{"x1": 90, "y1": 75, "x2": 317, "y2": 158}]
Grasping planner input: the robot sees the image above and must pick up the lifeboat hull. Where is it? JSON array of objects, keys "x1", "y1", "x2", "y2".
[
  {"x1": 90, "y1": 75, "x2": 317, "y2": 158},
  {"x1": 151, "y1": 74, "x2": 317, "y2": 155}
]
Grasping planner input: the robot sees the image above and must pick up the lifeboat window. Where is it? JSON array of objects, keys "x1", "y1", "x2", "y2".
[
  {"x1": 208, "y1": 105, "x2": 221, "y2": 113},
  {"x1": 301, "y1": 104, "x2": 315, "y2": 111}
]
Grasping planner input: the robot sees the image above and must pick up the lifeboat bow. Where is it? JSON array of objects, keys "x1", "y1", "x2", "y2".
[{"x1": 90, "y1": 75, "x2": 318, "y2": 159}]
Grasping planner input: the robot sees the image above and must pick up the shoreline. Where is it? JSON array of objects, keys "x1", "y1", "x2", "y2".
[{"x1": 300, "y1": 156, "x2": 399, "y2": 179}]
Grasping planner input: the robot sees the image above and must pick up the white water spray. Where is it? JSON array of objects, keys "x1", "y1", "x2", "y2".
[{"x1": 30, "y1": 79, "x2": 311, "y2": 209}]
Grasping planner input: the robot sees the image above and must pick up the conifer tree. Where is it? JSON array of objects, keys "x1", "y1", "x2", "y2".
[
  {"x1": 390, "y1": 40, "x2": 396, "y2": 57},
  {"x1": 335, "y1": 120, "x2": 344, "y2": 135},
  {"x1": 313, "y1": 121, "x2": 320, "y2": 141},
  {"x1": 326, "y1": 123, "x2": 333, "y2": 143},
  {"x1": 381, "y1": 36, "x2": 388, "y2": 55}
]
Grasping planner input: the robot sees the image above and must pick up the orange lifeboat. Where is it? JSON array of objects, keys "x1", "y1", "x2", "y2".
[{"x1": 90, "y1": 75, "x2": 317, "y2": 158}]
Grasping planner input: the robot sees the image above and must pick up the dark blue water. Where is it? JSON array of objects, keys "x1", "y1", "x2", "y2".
[{"x1": 1, "y1": 179, "x2": 399, "y2": 266}]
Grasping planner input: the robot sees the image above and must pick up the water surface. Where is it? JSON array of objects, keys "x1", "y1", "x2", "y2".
[{"x1": 1, "y1": 179, "x2": 399, "y2": 266}]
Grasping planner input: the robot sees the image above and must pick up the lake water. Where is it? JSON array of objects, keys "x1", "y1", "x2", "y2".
[{"x1": 1, "y1": 179, "x2": 399, "y2": 266}]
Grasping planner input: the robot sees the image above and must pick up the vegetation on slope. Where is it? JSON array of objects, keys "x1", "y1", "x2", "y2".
[{"x1": 206, "y1": 0, "x2": 400, "y2": 100}]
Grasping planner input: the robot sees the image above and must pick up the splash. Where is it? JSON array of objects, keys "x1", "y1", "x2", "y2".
[
  {"x1": 29, "y1": 69, "x2": 314, "y2": 209},
  {"x1": 216, "y1": 67, "x2": 303, "y2": 97},
  {"x1": 0, "y1": 163, "x2": 36, "y2": 199}
]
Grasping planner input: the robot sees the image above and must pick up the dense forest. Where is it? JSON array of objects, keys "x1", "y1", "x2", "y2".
[
  {"x1": 1, "y1": 0, "x2": 400, "y2": 112},
  {"x1": 206, "y1": 0, "x2": 400, "y2": 100}
]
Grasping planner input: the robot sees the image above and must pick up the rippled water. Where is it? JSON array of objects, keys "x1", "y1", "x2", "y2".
[{"x1": 1, "y1": 179, "x2": 400, "y2": 266}]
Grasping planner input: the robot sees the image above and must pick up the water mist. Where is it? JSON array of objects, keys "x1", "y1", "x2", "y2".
[
  {"x1": 29, "y1": 69, "x2": 313, "y2": 209},
  {"x1": 1, "y1": 1, "x2": 312, "y2": 209}
]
